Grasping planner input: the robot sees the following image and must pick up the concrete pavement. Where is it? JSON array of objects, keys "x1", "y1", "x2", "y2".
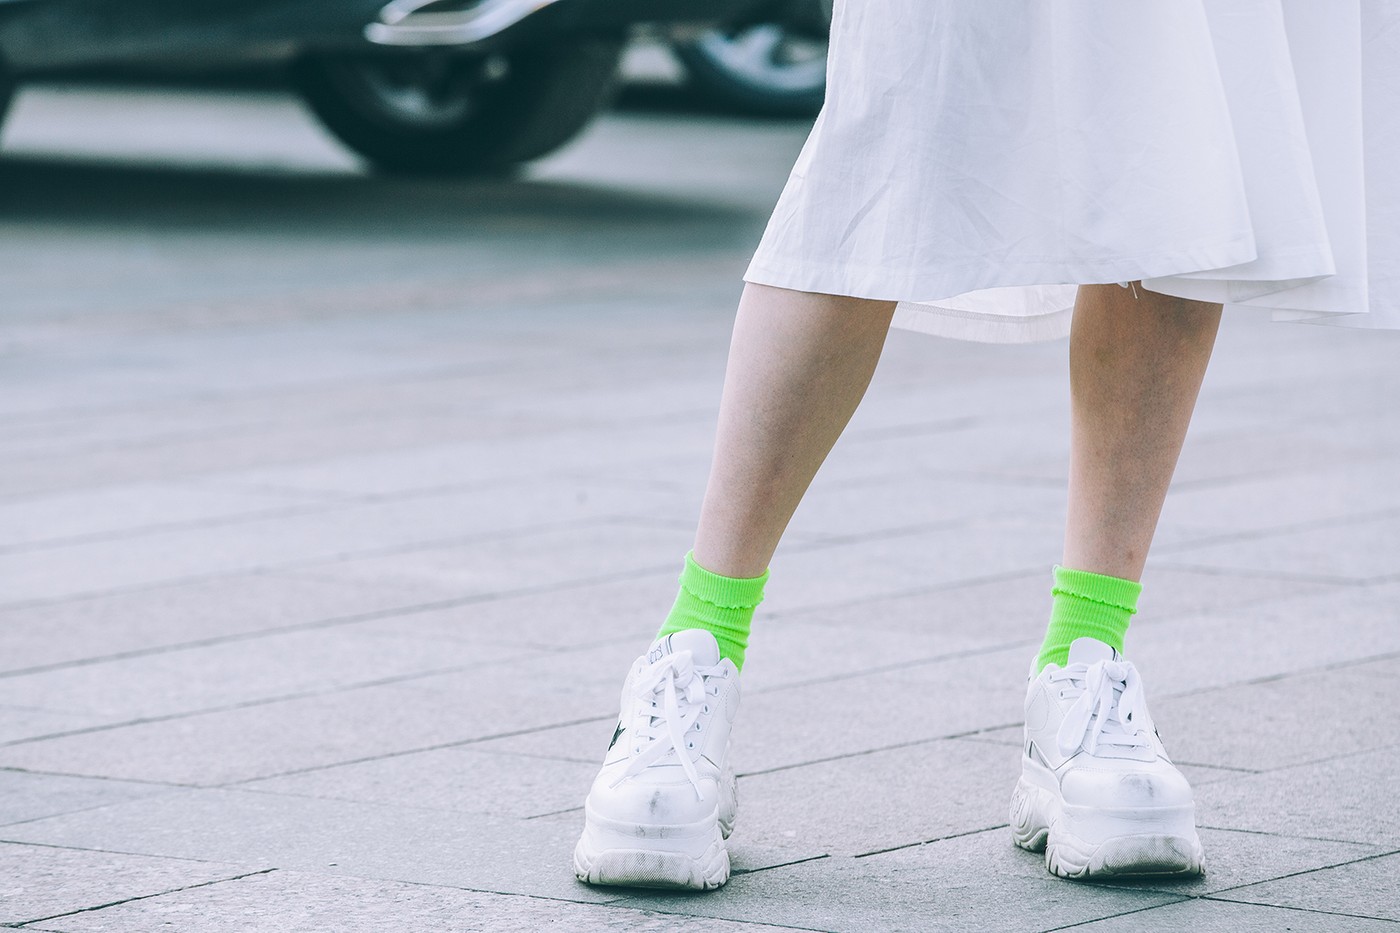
[{"x1": 1, "y1": 83, "x2": 1398, "y2": 931}]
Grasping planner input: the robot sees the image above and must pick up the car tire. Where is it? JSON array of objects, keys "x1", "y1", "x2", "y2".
[
  {"x1": 294, "y1": 41, "x2": 624, "y2": 175},
  {"x1": 673, "y1": 0, "x2": 831, "y2": 118},
  {"x1": 0, "y1": 69, "x2": 15, "y2": 136}
]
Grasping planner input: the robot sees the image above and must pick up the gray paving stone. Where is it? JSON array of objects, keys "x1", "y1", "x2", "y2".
[
  {"x1": 1196, "y1": 747, "x2": 1400, "y2": 847},
  {"x1": 472, "y1": 715, "x2": 618, "y2": 766},
  {"x1": 1132, "y1": 566, "x2": 1351, "y2": 626},
  {"x1": 0, "y1": 788, "x2": 794, "y2": 903},
  {"x1": 1159, "y1": 510, "x2": 1400, "y2": 584},
  {"x1": 1219, "y1": 850, "x2": 1400, "y2": 920},
  {"x1": 0, "y1": 706, "x2": 99, "y2": 744},
  {"x1": 722, "y1": 619, "x2": 1028, "y2": 696},
  {"x1": 5, "y1": 315, "x2": 731, "y2": 445},
  {"x1": 241, "y1": 748, "x2": 600, "y2": 820},
  {"x1": 360, "y1": 605, "x2": 1030, "y2": 708},
  {"x1": 482, "y1": 645, "x2": 1028, "y2": 777},
  {"x1": 0, "y1": 481, "x2": 309, "y2": 551},
  {"x1": 1066, "y1": 897, "x2": 1398, "y2": 931},
  {"x1": 0, "y1": 840, "x2": 261, "y2": 926},
  {"x1": 277, "y1": 519, "x2": 696, "y2": 605},
  {"x1": 1154, "y1": 657, "x2": 1399, "y2": 773},
  {"x1": 770, "y1": 565, "x2": 1339, "y2": 659},
  {"x1": 0, "y1": 486, "x2": 696, "y2": 605},
  {"x1": 30, "y1": 866, "x2": 816, "y2": 933},
  {"x1": 794, "y1": 413, "x2": 1072, "y2": 488},
  {"x1": 0, "y1": 642, "x2": 656, "y2": 785},
  {"x1": 199, "y1": 418, "x2": 720, "y2": 499},
  {"x1": 763, "y1": 515, "x2": 1066, "y2": 616},
  {"x1": 0, "y1": 627, "x2": 532, "y2": 734},
  {"x1": 1174, "y1": 762, "x2": 1262, "y2": 787},
  {"x1": 340, "y1": 567, "x2": 689, "y2": 652},
  {"x1": 775, "y1": 570, "x2": 1056, "y2": 639},
  {"x1": 1014, "y1": 584, "x2": 1400, "y2": 730},
  {"x1": 0, "y1": 788, "x2": 601, "y2": 904},
  {"x1": 0, "y1": 570, "x2": 428, "y2": 675},
  {"x1": 613, "y1": 828, "x2": 1183, "y2": 933},
  {"x1": 3, "y1": 357, "x2": 580, "y2": 467},
  {"x1": 733, "y1": 738, "x2": 1018, "y2": 858},
  {"x1": 1167, "y1": 420, "x2": 1396, "y2": 491},
  {"x1": 782, "y1": 470, "x2": 1065, "y2": 541},
  {"x1": 1157, "y1": 458, "x2": 1400, "y2": 541},
  {"x1": 0, "y1": 770, "x2": 166, "y2": 827},
  {"x1": 738, "y1": 647, "x2": 1028, "y2": 773},
  {"x1": 0, "y1": 406, "x2": 554, "y2": 500}
]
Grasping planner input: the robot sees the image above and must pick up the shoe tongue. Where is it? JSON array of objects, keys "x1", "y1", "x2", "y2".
[
  {"x1": 648, "y1": 629, "x2": 720, "y2": 667},
  {"x1": 1067, "y1": 637, "x2": 1120, "y2": 666}
]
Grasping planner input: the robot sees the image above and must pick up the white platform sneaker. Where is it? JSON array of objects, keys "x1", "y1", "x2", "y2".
[
  {"x1": 1010, "y1": 636, "x2": 1205, "y2": 879},
  {"x1": 574, "y1": 629, "x2": 740, "y2": 890}
]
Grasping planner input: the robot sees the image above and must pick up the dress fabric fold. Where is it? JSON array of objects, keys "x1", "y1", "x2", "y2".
[{"x1": 741, "y1": 0, "x2": 1400, "y2": 342}]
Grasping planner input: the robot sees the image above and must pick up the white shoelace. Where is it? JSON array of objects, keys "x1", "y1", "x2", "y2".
[
  {"x1": 610, "y1": 650, "x2": 713, "y2": 801},
  {"x1": 1051, "y1": 658, "x2": 1151, "y2": 757}
]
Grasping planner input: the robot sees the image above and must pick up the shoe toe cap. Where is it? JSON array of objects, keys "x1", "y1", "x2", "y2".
[
  {"x1": 1062, "y1": 763, "x2": 1194, "y2": 810},
  {"x1": 588, "y1": 766, "x2": 721, "y2": 826}
]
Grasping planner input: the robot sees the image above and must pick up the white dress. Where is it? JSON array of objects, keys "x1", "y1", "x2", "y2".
[{"x1": 742, "y1": 0, "x2": 1400, "y2": 342}]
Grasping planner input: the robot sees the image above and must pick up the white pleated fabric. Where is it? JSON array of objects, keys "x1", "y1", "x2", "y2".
[{"x1": 742, "y1": 0, "x2": 1400, "y2": 342}]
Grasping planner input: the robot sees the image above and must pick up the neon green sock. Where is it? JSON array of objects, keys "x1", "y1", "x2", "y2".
[
  {"x1": 1034, "y1": 565, "x2": 1142, "y2": 672},
  {"x1": 656, "y1": 550, "x2": 768, "y2": 671}
]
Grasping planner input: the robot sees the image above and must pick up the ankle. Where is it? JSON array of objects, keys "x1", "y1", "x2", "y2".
[
  {"x1": 1034, "y1": 565, "x2": 1141, "y2": 672},
  {"x1": 656, "y1": 550, "x2": 769, "y2": 671}
]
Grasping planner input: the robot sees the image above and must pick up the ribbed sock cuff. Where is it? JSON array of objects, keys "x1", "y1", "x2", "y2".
[
  {"x1": 656, "y1": 550, "x2": 768, "y2": 671},
  {"x1": 1051, "y1": 564, "x2": 1142, "y2": 614},
  {"x1": 1035, "y1": 564, "x2": 1141, "y2": 672},
  {"x1": 677, "y1": 550, "x2": 769, "y2": 608}
]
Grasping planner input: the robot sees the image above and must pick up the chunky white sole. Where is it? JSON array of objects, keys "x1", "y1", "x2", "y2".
[
  {"x1": 573, "y1": 802, "x2": 732, "y2": 890},
  {"x1": 1010, "y1": 776, "x2": 1205, "y2": 879}
]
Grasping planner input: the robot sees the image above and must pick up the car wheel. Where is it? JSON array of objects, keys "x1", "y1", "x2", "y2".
[
  {"x1": 294, "y1": 41, "x2": 623, "y2": 175},
  {"x1": 674, "y1": 0, "x2": 832, "y2": 117}
]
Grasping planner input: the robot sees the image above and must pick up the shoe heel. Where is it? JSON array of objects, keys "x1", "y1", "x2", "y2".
[{"x1": 1009, "y1": 777, "x2": 1050, "y2": 852}]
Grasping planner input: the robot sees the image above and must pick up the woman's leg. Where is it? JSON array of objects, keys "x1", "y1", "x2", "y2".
[
  {"x1": 655, "y1": 283, "x2": 897, "y2": 669},
  {"x1": 1063, "y1": 282, "x2": 1223, "y2": 581},
  {"x1": 577, "y1": 283, "x2": 895, "y2": 890},
  {"x1": 693, "y1": 283, "x2": 898, "y2": 578},
  {"x1": 1013, "y1": 282, "x2": 1223, "y2": 880},
  {"x1": 1034, "y1": 283, "x2": 1224, "y2": 671}
]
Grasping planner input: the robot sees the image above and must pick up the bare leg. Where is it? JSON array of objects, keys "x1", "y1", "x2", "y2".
[
  {"x1": 1063, "y1": 283, "x2": 1223, "y2": 580},
  {"x1": 692, "y1": 283, "x2": 896, "y2": 578}
]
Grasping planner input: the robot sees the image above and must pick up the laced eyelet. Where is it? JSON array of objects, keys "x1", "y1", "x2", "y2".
[{"x1": 702, "y1": 704, "x2": 711, "y2": 714}]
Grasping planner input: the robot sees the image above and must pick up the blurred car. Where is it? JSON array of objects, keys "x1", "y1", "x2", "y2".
[
  {"x1": 0, "y1": 0, "x2": 764, "y2": 173},
  {"x1": 674, "y1": 0, "x2": 830, "y2": 117}
]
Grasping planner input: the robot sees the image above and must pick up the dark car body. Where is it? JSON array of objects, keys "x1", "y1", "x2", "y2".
[
  {"x1": 0, "y1": 0, "x2": 767, "y2": 173},
  {"x1": 0, "y1": 0, "x2": 759, "y2": 70}
]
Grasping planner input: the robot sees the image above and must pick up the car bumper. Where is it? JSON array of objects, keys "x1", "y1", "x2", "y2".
[
  {"x1": 364, "y1": 0, "x2": 762, "y2": 48},
  {"x1": 0, "y1": 0, "x2": 764, "y2": 74}
]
